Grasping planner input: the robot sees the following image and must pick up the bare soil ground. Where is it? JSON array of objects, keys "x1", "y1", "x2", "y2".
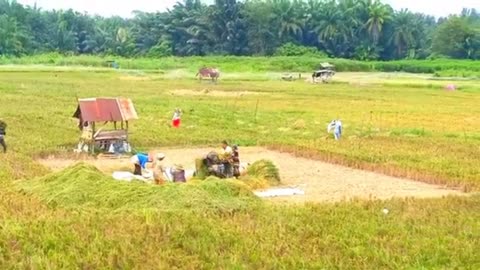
[
  {"x1": 38, "y1": 147, "x2": 464, "y2": 203},
  {"x1": 171, "y1": 89, "x2": 261, "y2": 97}
]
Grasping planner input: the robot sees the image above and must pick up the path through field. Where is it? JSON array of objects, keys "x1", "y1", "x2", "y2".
[{"x1": 39, "y1": 147, "x2": 463, "y2": 203}]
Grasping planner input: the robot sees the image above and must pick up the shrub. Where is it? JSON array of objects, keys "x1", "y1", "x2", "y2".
[{"x1": 275, "y1": 43, "x2": 328, "y2": 57}]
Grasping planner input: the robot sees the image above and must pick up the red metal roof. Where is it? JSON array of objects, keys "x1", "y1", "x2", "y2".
[{"x1": 73, "y1": 98, "x2": 138, "y2": 122}]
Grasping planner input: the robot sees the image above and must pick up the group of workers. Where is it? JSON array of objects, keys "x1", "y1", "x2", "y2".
[
  {"x1": 129, "y1": 140, "x2": 240, "y2": 184},
  {"x1": 212, "y1": 140, "x2": 241, "y2": 178},
  {"x1": 130, "y1": 152, "x2": 186, "y2": 184}
]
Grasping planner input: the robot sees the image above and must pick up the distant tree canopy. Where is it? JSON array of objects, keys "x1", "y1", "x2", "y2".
[{"x1": 0, "y1": 0, "x2": 479, "y2": 60}]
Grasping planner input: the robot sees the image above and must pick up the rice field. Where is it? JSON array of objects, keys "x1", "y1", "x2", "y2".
[{"x1": 0, "y1": 65, "x2": 479, "y2": 268}]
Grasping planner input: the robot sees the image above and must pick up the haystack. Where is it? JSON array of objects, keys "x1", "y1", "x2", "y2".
[{"x1": 242, "y1": 160, "x2": 281, "y2": 189}]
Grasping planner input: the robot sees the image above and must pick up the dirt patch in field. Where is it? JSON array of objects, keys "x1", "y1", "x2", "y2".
[
  {"x1": 119, "y1": 75, "x2": 151, "y2": 81},
  {"x1": 38, "y1": 147, "x2": 463, "y2": 203},
  {"x1": 171, "y1": 89, "x2": 260, "y2": 97}
]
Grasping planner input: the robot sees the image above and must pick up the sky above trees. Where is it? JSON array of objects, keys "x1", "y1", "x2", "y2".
[{"x1": 16, "y1": 0, "x2": 480, "y2": 18}]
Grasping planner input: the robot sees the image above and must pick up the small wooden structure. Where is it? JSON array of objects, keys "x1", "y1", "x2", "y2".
[
  {"x1": 312, "y1": 62, "x2": 336, "y2": 83},
  {"x1": 106, "y1": 60, "x2": 119, "y2": 69},
  {"x1": 73, "y1": 97, "x2": 138, "y2": 154}
]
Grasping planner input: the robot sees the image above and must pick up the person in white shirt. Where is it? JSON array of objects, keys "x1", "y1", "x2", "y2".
[
  {"x1": 334, "y1": 119, "x2": 343, "y2": 140},
  {"x1": 221, "y1": 140, "x2": 233, "y2": 156},
  {"x1": 220, "y1": 140, "x2": 233, "y2": 178},
  {"x1": 327, "y1": 119, "x2": 343, "y2": 140}
]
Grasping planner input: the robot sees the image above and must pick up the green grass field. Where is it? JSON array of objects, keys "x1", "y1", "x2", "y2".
[{"x1": 0, "y1": 64, "x2": 479, "y2": 268}]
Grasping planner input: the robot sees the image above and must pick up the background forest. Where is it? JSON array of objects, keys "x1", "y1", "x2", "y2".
[{"x1": 0, "y1": 0, "x2": 479, "y2": 60}]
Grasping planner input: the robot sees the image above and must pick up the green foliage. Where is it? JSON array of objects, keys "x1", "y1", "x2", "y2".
[
  {"x1": 147, "y1": 41, "x2": 173, "y2": 57},
  {"x1": 274, "y1": 42, "x2": 327, "y2": 57},
  {"x1": 432, "y1": 16, "x2": 480, "y2": 59},
  {"x1": 2, "y1": 54, "x2": 480, "y2": 76},
  {"x1": 0, "y1": 0, "x2": 478, "y2": 60}
]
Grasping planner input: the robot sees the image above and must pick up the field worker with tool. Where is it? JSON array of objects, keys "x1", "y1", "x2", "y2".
[
  {"x1": 0, "y1": 120, "x2": 7, "y2": 153},
  {"x1": 153, "y1": 153, "x2": 167, "y2": 184},
  {"x1": 130, "y1": 152, "x2": 156, "y2": 176}
]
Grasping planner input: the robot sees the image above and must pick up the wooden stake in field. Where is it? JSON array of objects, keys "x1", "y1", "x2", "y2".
[{"x1": 254, "y1": 99, "x2": 259, "y2": 123}]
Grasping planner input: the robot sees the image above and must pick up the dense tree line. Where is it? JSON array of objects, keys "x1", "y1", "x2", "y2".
[{"x1": 0, "y1": 0, "x2": 479, "y2": 60}]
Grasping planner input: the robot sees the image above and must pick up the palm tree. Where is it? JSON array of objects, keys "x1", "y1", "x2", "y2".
[
  {"x1": 270, "y1": 0, "x2": 304, "y2": 42},
  {"x1": 313, "y1": 1, "x2": 350, "y2": 56},
  {"x1": 390, "y1": 9, "x2": 415, "y2": 58},
  {"x1": 363, "y1": 0, "x2": 392, "y2": 44}
]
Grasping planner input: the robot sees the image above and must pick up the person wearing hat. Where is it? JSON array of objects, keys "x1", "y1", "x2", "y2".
[
  {"x1": 130, "y1": 152, "x2": 155, "y2": 176},
  {"x1": 172, "y1": 164, "x2": 186, "y2": 183},
  {"x1": 153, "y1": 153, "x2": 166, "y2": 184}
]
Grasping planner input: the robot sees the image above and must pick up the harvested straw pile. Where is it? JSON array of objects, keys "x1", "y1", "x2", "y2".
[
  {"x1": 18, "y1": 163, "x2": 258, "y2": 211},
  {"x1": 241, "y1": 160, "x2": 281, "y2": 189},
  {"x1": 195, "y1": 158, "x2": 209, "y2": 179}
]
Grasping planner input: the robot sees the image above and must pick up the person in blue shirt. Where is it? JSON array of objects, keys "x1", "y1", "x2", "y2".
[{"x1": 130, "y1": 153, "x2": 153, "y2": 176}]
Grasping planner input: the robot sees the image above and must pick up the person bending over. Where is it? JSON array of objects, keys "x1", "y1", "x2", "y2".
[{"x1": 130, "y1": 152, "x2": 158, "y2": 176}]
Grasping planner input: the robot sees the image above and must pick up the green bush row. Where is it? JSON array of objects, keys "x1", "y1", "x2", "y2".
[{"x1": 1, "y1": 53, "x2": 479, "y2": 74}]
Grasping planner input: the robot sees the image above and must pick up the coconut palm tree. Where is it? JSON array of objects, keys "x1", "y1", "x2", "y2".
[
  {"x1": 363, "y1": 0, "x2": 392, "y2": 44},
  {"x1": 270, "y1": 0, "x2": 304, "y2": 42},
  {"x1": 313, "y1": 1, "x2": 350, "y2": 56},
  {"x1": 390, "y1": 9, "x2": 415, "y2": 58}
]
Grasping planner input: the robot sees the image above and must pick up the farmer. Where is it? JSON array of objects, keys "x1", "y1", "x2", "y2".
[
  {"x1": 0, "y1": 120, "x2": 6, "y2": 153},
  {"x1": 172, "y1": 108, "x2": 182, "y2": 128},
  {"x1": 172, "y1": 164, "x2": 186, "y2": 183},
  {"x1": 202, "y1": 151, "x2": 222, "y2": 177},
  {"x1": 327, "y1": 120, "x2": 336, "y2": 134},
  {"x1": 130, "y1": 152, "x2": 159, "y2": 176},
  {"x1": 153, "y1": 153, "x2": 166, "y2": 184},
  {"x1": 327, "y1": 119, "x2": 343, "y2": 140},
  {"x1": 334, "y1": 119, "x2": 343, "y2": 140},
  {"x1": 220, "y1": 140, "x2": 233, "y2": 178},
  {"x1": 232, "y1": 145, "x2": 240, "y2": 178}
]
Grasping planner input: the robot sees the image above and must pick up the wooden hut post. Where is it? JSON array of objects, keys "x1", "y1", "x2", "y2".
[
  {"x1": 91, "y1": 121, "x2": 96, "y2": 154},
  {"x1": 114, "y1": 121, "x2": 117, "y2": 130},
  {"x1": 126, "y1": 121, "x2": 129, "y2": 151}
]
